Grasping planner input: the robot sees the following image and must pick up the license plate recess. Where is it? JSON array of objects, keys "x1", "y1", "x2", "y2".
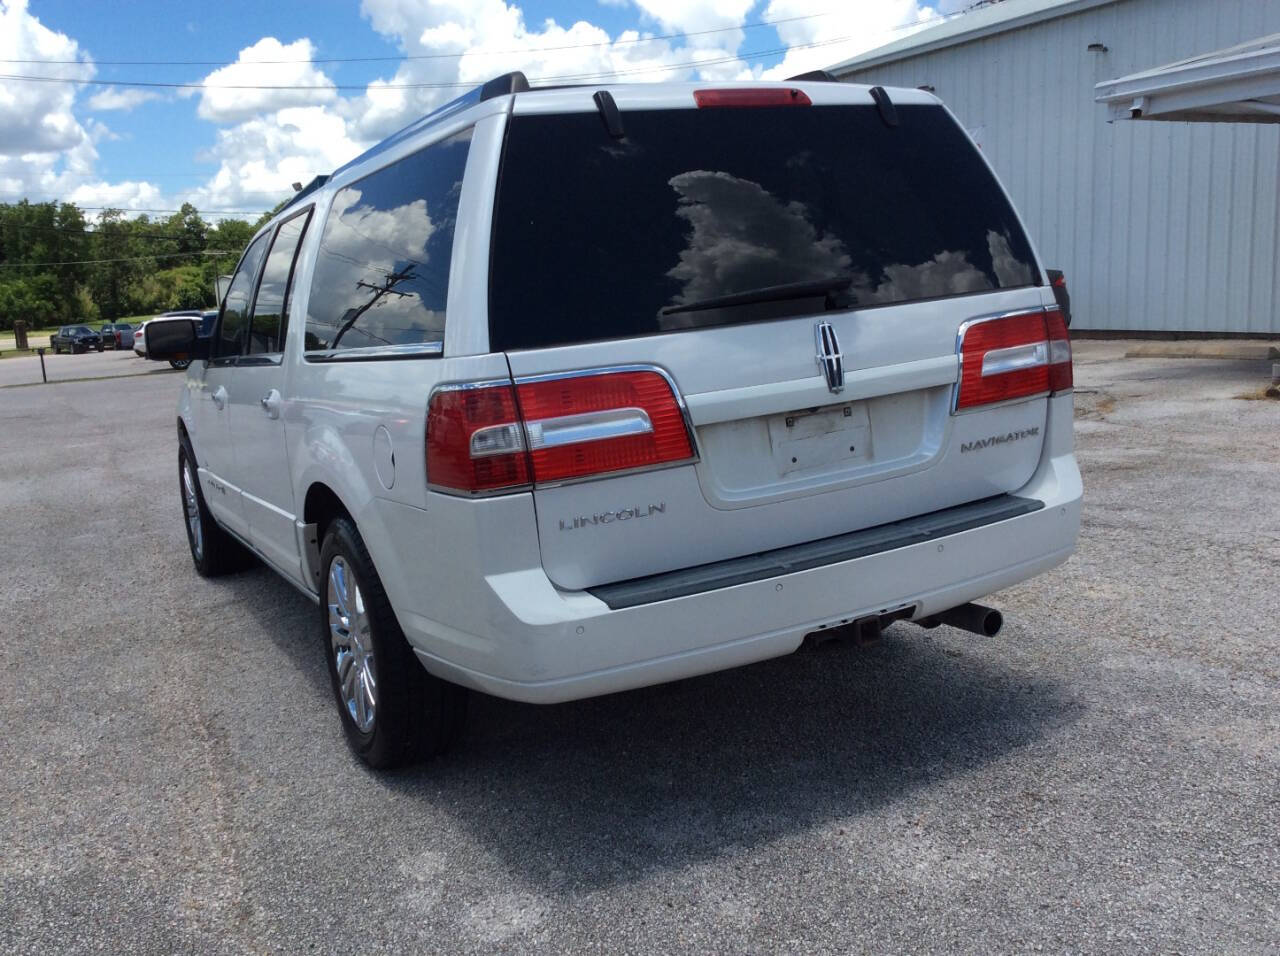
[{"x1": 768, "y1": 401, "x2": 872, "y2": 476}]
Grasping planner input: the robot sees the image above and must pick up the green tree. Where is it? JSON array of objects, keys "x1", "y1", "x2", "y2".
[{"x1": 89, "y1": 210, "x2": 152, "y2": 319}]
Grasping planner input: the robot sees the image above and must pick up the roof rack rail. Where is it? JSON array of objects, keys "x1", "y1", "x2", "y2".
[
  {"x1": 330, "y1": 71, "x2": 530, "y2": 180},
  {"x1": 278, "y1": 174, "x2": 329, "y2": 214},
  {"x1": 479, "y1": 71, "x2": 530, "y2": 100},
  {"x1": 786, "y1": 69, "x2": 838, "y2": 82}
]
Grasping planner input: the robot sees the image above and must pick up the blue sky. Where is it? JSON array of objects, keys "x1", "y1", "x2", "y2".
[{"x1": 0, "y1": 0, "x2": 958, "y2": 220}]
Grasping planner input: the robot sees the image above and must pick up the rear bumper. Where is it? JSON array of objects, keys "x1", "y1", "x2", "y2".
[{"x1": 388, "y1": 442, "x2": 1081, "y2": 705}]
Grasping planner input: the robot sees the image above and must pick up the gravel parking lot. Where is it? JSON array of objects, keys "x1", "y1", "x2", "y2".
[{"x1": 2, "y1": 343, "x2": 1277, "y2": 953}]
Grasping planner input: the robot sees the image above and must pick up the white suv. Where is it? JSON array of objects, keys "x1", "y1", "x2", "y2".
[{"x1": 147, "y1": 73, "x2": 1081, "y2": 768}]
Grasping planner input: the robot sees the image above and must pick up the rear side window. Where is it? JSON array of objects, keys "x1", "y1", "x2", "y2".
[
  {"x1": 490, "y1": 104, "x2": 1039, "y2": 351},
  {"x1": 217, "y1": 231, "x2": 270, "y2": 359},
  {"x1": 304, "y1": 129, "x2": 471, "y2": 354},
  {"x1": 248, "y1": 208, "x2": 312, "y2": 355}
]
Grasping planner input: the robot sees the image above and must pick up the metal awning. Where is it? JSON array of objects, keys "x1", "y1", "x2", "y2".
[{"x1": 1095, "y1": 33, "x2": 1280, "y2": 123}]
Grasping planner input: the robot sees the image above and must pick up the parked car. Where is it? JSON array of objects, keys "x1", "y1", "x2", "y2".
[
  {"x1": 1047, "y1": 269, "x2": 1073, "y2": 326},
  {"x1": 99, "y1": 322, "x2": 134, "y2": 350},
  {"x1": 50, "y1": 325, "x2": 103, "y2": 354},
  {"x1": 145, "y1": 74, "x2": 1082, "y2": 769}
]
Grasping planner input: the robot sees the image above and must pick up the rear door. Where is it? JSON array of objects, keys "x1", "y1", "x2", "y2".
[{"x1": 490, "y1": 86, "x2": 1059, "y2": 590}]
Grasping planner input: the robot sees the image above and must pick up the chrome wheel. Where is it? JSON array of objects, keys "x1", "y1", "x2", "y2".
[
  {"x1": 182, "y1": 458, "x2": 203, "y2": 560},
  {"x1": 328, "y1": 556, "x2": 377, "y2": 734}
]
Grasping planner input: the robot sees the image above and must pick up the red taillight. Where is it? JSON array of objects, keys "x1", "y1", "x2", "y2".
[
  {"x1": 426, "y1": 369, "x2": 695, "y2": 494},
  {"x1": 956, "y1": 309, "x2": 1072, "y2": 411},
  {"x1": 694, "y1": 88, "x2": 812, "y2": 108},
  {"x1": 517, "y1": 370, "x2": 693, "y2": 484},
  {"x1": 426, "y1": 383, "x2": 530, "y2": 494},
  {"x1": 1045, "y1": 308, "x2": 1073, "y2": 391}
]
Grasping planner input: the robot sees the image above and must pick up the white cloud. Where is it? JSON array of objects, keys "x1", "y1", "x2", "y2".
[
  {"x1": 628, "y1": 0, "x2": 755, "y2": 53},
  {"x1": 185, "y1": 105, "x2": 363, "y2": 213},
  {"x1": 0, "y1": 1, "x2": 171, "y2": 213},
  {"x1": 87, "y1": 87, "x2": 164, "y2": 111},
  {"x1": 0, "y1": 0, "x2": 94, "y2": 157},
  {"x1": 195, "y1": 37, "x2": 338, "y2": 124},
  {"x1": 349, "y1": 0, "x2": 760, "y2": 141},
  {"x1": 759, "y1": 0, "x2": 943, "y2": 81},
  {"x1": 1, "y1": 0, "x2": 965, "y2": 222},
  {"x1": 0, "y1": 0, "x2": 112, "y2": 205},
  {"x1": 65, "y1": 179, "x2": 166, "y2": 210}
]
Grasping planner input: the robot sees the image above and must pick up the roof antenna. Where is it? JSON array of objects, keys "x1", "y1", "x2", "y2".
[{"x1": 593, "y1": 90, "x2": 625, "y2": 139}]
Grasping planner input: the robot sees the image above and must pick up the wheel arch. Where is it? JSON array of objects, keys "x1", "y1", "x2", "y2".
[
  {"x1": 300, "y1": 482, "x2": 354, "y2": 591},
  {"x1": 303, "y1": 481, "x2": 352, "y2": 543}
]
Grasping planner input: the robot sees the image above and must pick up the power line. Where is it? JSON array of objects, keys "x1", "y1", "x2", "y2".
[
  {"x1": 0, "y1": 204, "x2": 272, "y2": 215},
  {"x1": 6, "y1": 222, "x2": 205, "y2": 241},
  {"x1": 0, "y1": 10, "x2": 841, "y2": 67},
  {"x1": 0, "y1": 34, "x2": 832, "y2": 91},
  {"x1": 0, "y1": 250, "x2": 237, "y2": 268},
  {"x1": 0, "y1": 17, "x2": 946, "y2": 93}
]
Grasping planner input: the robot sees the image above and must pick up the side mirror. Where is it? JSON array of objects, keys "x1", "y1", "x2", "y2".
[{"x1": 144, "y1": 318, "x2": 209, "y2": 363}]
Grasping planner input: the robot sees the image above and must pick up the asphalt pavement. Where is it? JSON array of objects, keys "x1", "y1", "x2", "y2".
[
  {"x1": 1, "y1": 344, "x2": 1276, "y2": 953},
  {"x1": 0, "y1": 346, "x2": 172, "y2": 388}
]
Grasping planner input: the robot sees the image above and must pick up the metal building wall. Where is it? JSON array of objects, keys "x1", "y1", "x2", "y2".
[{"x1": 837, "y1": 0, "x2": 1280, "y2": 334}]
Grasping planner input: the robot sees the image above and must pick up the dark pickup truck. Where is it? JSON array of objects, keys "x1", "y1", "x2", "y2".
[{"x1": 50, "y1": 325, "x2": 104, "y2": 354}]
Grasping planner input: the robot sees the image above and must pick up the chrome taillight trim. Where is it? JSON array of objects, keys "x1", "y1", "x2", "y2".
[
  {"x1": 429, "y1": 377, "x2": 514, "y2": 395},
  {"x1": 426, "y1": 365, "x2": 701, "y2": 495},
  {"x1": 426, "y1": 480, "x2": 533, "y2": 498},
  {"x1": 525, "y1": 407, "x2": 653, "y2": 450},
  {"x1": 427, "y1": 378, "x2": 532, "y2": 498},
  {"x1": 952, "y1": 390, "x2": 1051, "y2": 416},
  {"x1": 513, "y1": 363, "x2": 701, "y2": 464},
  {"x1": 981, "y1": 341, "x2": 1049, "y2": 377},
  {"x1": 952, "y1": 307, "x2": 1053, "y2": 415}
]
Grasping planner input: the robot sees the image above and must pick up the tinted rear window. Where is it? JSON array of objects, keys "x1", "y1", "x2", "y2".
[{"x1": 489, "y1": 104, "x2": 1038, "y2": 351}]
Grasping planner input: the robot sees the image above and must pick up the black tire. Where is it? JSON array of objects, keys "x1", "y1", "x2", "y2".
[
  {"x1": 319, "y1": 517, "x2": 467, "y2": 769},
  {"x1": 178, "y1": 436, "x2": 252, "y2": 577},
  {"x1": 169, "y1": 358, "x2": 192, "y2": 371},
  {"x1": 96, "y1": 344, "x2": 103, "y2": 352}
]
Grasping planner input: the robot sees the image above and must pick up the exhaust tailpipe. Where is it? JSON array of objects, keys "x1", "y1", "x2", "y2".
[{"x1": 915, "y1": 603, "x2": 1003, "y2": 637}]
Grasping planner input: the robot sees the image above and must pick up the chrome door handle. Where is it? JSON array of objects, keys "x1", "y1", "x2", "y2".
[
  {"x1": 260, "y1": 389, "x2": 282, "y2": 420},
  {"x1": 211, "y1": 385, "x2": 227, "y2": 410}
]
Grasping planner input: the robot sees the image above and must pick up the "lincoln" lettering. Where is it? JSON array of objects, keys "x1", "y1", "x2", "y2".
[{"x1": 559, "y1": 502, "x2": 666, "y2": 531}]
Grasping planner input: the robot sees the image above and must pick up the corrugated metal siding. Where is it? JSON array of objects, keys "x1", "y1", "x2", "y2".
[{"x1": 837, "y1": 0, "x2": 1280, "y2": 334}]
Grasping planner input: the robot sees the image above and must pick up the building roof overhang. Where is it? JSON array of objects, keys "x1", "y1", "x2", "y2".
[{"x1": 1095, "y1": 33, "x2": 1280, "y2": 123}]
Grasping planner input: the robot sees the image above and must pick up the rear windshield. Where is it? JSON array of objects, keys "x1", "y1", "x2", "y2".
[{"x1": 489, "y1": 103, "x2": 1039, "y2": 351}]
